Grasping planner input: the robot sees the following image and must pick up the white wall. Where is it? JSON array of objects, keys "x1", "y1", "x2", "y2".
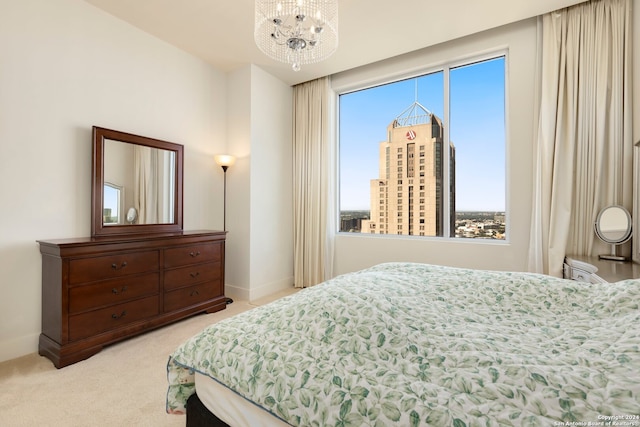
[
  {"x1": 249, "y1": 67, "x2": 294, "y2": 299},
  {"x1": 331, "y1": 19, "x2": 538, "y2": 276},
  {"x1": 0, "y1": 0, "x2": 228, "y2": 362},
  {"x1": 225, "y1": 66, "x2": 253, "y2": 300},
  {"x1": 224, "y1": 65, "x2": 294, "y2": 302}
]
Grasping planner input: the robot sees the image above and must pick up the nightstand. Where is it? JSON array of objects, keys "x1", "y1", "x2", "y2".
[{"x1": 563, "y1": 255, "x2": 640, "y2": 283}]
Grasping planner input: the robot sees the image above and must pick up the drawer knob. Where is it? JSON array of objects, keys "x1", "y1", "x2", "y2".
[
  {"x1": 111, "y1": 261, "x2": 128, "y2": 270},
  {"x1": 189, "y1": 251, "x2": 201, "y2": 258},
  {"x1": 111, "y1": 310, "x2": 127, "y2": 320},
  {"x1": 111, "y1": 286, "x2": 128, "y2": 295},
  {"x1": 190, "y1": 289, "x2": 200, "y2": 297},
  {"x1": 190, "y1": 272, "x2": 200, "y2": 279}
]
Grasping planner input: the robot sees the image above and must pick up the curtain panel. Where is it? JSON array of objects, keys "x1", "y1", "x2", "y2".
[
  {"x1": 134, "y1": 145, "x2": 158, "y2": 224},
  {"x1": 528, "y1": 0, "x2": 632, "y2": 276},
  {"x1": 292, "y1": 77, "x2": 335, "y2": 287}
]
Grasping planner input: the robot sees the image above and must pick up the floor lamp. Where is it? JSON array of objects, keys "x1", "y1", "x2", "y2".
[
  {"x1": 214, "y1": 154, "x2": 236, "y2": 231},
  {"x1": 214, "y1": 154, "x2": 236, "y2": 305}
]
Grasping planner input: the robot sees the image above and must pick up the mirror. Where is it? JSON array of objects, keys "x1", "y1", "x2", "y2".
[
  {"x1": 91, "y1": 126, "x2": 183, "y2": 237},
  {"x1": 594, "y1": 205, "x2": 632, "y2": 261}
]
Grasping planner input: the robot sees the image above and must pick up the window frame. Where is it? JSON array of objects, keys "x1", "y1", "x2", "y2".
[{"x1": 336, "y1": 48, "x2": 509, "y2": 242}]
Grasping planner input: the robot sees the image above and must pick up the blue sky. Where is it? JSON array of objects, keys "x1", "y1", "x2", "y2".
[
  {"x1": 103, "y1": 184, "x2": 120, "y2": 221},
  {"x1": 339, "y1": 56, "x2": 505, "y2": 212}
]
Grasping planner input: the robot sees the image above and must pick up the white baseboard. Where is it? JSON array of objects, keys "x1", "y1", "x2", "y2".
[
  {"x1": 0, "y1": 332, "x2": 39, "y2": 364},
  {"x1": 224, "y1": 283, "x2": 250, "y2": 302},
  {"x1": 224, "y1": 275, "x2": 294, "y2": 304},
  {"x1": 249, "y1": 276, "x2": 295, "y2": 302}
]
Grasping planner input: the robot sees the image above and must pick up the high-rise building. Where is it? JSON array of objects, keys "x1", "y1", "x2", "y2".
[{"x1": 361, "y1": 101, "x2": 455, "y2": 236}]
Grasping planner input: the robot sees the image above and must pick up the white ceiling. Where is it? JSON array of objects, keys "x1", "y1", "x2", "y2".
[{"x1": 83, "y1": 0, "x2": 587, "y2": 86}]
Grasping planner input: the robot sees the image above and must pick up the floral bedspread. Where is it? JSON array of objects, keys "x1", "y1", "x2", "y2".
[{"x1": 167, "y1": 262, "x2": 640, "y2": 426}]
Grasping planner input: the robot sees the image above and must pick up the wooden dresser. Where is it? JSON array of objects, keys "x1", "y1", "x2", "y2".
[{"x1": 38, "y1": 230, "x2": 226, "y2": 368}]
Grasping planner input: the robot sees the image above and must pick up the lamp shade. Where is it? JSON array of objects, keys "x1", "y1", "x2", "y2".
[{"x1": 214, "y1": 154, "x2": 236, "y2": 168}]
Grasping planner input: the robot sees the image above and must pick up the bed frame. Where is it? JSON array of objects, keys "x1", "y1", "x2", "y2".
[{"x1": 186, "y1": 393, "x2": 230, "y2": 427}]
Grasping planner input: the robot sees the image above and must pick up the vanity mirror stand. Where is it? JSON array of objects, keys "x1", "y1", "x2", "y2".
[
  {"x1": 38, "y1": 127, "x2": 227, "y2": 368},
  {"x1": 594, "y1": 205, "x2": 632, "y2": 261},
  {"x1": 564, "y1": 205, "x2": 640, "y2": 283}
]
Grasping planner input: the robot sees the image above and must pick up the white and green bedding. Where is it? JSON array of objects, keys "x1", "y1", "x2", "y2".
[{"x1": 167, "y1": 262, "x2": 640, "y2": 426}]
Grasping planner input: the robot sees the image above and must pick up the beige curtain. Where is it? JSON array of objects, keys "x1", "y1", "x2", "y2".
[
  {"x1": 293, "y1": 76, "x2": 335, "y2": 288},
  {"x1": 134, "y1": 145, "x2": 159, "y2": 224},
  {"x1": 528, "y1": 0, "x2": 632, "y2": 276}
]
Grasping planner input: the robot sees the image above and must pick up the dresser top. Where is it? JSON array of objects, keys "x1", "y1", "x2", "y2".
[
  {"x1": 37, "y1": 230, "x2": 226, "y2": 256},
  {"x1": 38, "y1": 230, "x2": 225, "y2": 245}
]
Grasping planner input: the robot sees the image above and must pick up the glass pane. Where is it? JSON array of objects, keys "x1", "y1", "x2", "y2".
[
  {"x1": 450, "y1": 57, "x2": 506, "y2": 239},
  {"x1": 103, "y1": 139, "x2": 176, "y2": 225},
  {"x1": 339, "y1": 72, "x2": 444, "y2": 236},
  {"x1": 338, "y1": 55, "x2": 506, "y2": 240}
]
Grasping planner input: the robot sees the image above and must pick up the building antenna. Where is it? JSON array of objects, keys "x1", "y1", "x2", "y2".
[{"x1": 414, "y1": 79, "x2": 418, "y2": 103}]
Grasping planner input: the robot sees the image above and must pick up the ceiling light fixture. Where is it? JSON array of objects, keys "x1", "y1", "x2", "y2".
[{"x1": 254, "y1": 0, "x2": 338, "y2": 72}]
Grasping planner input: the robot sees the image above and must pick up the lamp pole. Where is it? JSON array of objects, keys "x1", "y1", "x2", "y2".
[
  {"x1": 214, "y1": 154, "x2": 236, "y2": 305},
  {"x1": 214, "y1": 154, "x2": 236, "y2": 232},
  {"x1": 222, "y1": 164, "x2": 228, "y2": 231}
]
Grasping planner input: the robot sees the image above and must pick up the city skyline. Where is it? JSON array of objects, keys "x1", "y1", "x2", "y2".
[
  {"x1": 340, "y1": 209, "x2": 506, "y2": 240},
  {"x1": 339, "y1": 56, "x2": 505, "y2": 212}
]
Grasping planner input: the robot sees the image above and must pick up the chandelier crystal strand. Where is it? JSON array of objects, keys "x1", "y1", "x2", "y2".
[{"x1": 255, "y1": 0, "x2": 338, "y2": 71}]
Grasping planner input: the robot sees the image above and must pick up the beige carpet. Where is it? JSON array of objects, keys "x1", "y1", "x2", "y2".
[{"x1": 0, "y1": 289, "x2": 298, "y2": 427}]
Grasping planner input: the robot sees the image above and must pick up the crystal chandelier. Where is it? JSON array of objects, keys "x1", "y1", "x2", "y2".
[{"x1": 254, "y1": 0, "x2": 338, "y2": 72}]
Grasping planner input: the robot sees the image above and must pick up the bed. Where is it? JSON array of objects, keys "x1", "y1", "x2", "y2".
[{"x1": 166, "y1": 262, "x2": 640, "y2": 426}]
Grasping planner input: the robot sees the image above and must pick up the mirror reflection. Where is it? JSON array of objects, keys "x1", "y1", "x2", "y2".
[
  {"x1": 103, "y1": 139, "x2": 176, "y2": 226},
  {"x1": 595, "y1": 205, "x2": 632, "y2": 244},
  {"x1": 103, "y1": 182, "x2": 123, "y2": 224}
]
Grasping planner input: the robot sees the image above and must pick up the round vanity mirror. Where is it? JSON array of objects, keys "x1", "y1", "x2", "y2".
[
  {"x1": 594, "y1": 205, "x2": 632, "y2": 244},
  {"x1": 126, "y1": 207, "x2": 138, "y2": 224}
]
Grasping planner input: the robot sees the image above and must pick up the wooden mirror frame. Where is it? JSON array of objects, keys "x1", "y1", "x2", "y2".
[{"x1": 91, "y1": 126, "x2": 184, "y2": 237}]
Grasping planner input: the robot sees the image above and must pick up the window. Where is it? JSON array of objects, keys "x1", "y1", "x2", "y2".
[
  {"x1": 103, "y1": 182, "x2": 123, "y2": 224},
  {"x1": 339, "y1": 54, "x2": 506, "y2": 240}
]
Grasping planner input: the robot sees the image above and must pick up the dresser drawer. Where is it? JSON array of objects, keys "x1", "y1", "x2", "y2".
[
  {"x1": 68, "y1": 273, "x2": 159, "y2": 314},
  {"x1": 164, "y1": 261, "x2": 222, "y2": 291},
  {"x1": 69, "y1": 251, "x2": 159, "y2": 284},
  {"x1": 164, "y1": 243, "x2": 222, "y2": 268},
  {"x1": 69, "y1": 295, "x2": 159, "y2": 341},
  {"x1": 164, "y1": 284, "x2": 218, "y2": 312}
]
